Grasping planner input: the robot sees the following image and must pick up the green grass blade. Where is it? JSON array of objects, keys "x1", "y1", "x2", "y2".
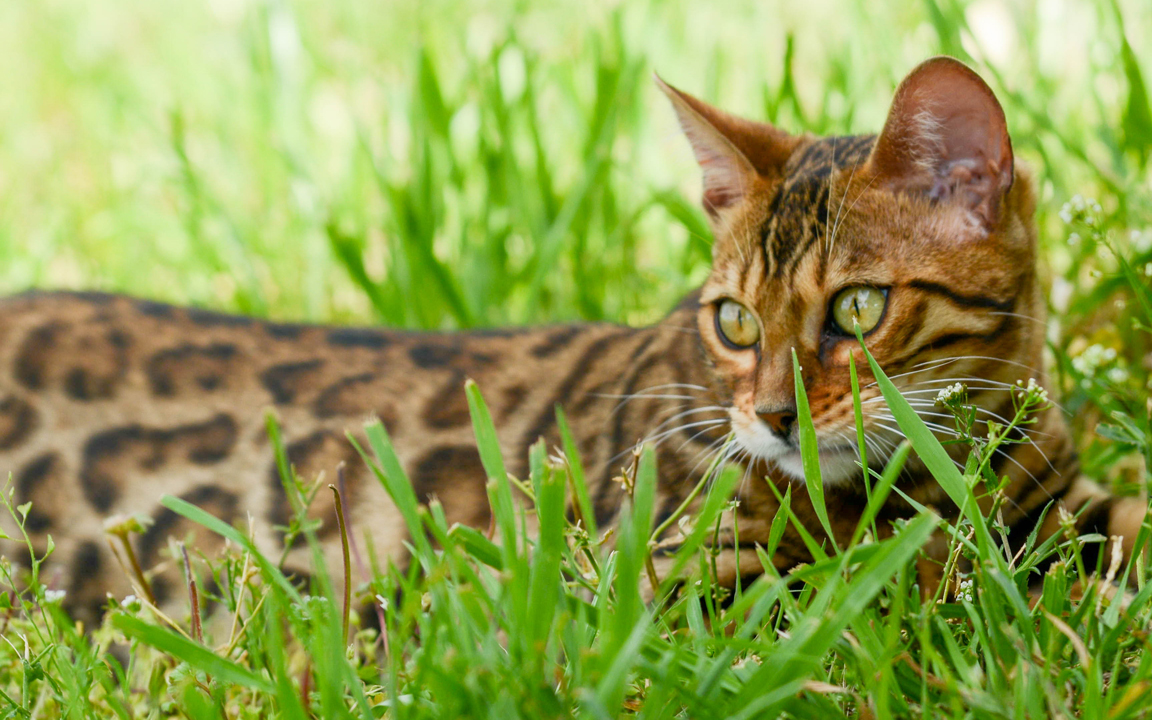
[
  {"x1": 466, "y1": 380, "x2": 518, "y2": 561},
  {"x1": 792, "y1": 348, "x2": 836, "y2": 551},
  {"x1": 356, "y1": 421, "x2": 434, "y2": 562},
  {"x1": 159, "y1": 495, "x2": 301, "y2": 602},
  {"x1": 526, "y1": 441, "x2": 565, "y2": 651},
  {"x1": 112, "y1": 614, "x2": 274, "y2": 693},
  {"x1": 557, "y1": 405, "x2": 598, "y2": 538},
  {"x1": 853, "y1": 327, "x2": 995, "y2": 556}
]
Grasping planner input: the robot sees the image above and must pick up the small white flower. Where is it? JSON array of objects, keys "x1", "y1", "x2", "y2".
[
  {"x1": 1132, "y1": 229, "x2": 1152, "y2": 254},
  {"x1": 1067, "y1": 232, "x2": 1081, "y2": 246},
  {"x1": 1106, "y1": 367, "x2": 1130, "y2": 384},
  {"x1": 1016, "y1": 377, "x2": 1049, "y2": 403},
  {"x1": 1072, "y1": 344, "x2": 1117, "y2": 377},
  {"x1": 121, "y1": 594, "x2": 142, "y2": 613},
  {"x1": 376, "y1": 594, "x2": 390, "y2": 613},
  {"x1": 957, "y1": 579, "x2": 974, "y2": 602},
  {"x1": 43, "y1": 589, "x2": 66, "y2": 604},
  {"x1": 935, "y1": 383, "x2": 966, "y2": 404}
]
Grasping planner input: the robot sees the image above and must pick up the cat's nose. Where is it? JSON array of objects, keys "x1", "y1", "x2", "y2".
[{"x1": 757, "y1": 407, "x2": 797, "y2": 438}]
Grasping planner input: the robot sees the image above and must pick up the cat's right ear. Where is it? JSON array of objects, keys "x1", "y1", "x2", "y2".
[{"x1": 656, "y1": 75, "x2": 796, "y2": 218}]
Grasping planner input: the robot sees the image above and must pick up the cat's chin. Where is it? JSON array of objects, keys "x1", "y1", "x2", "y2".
[
  {"x1": 732, "y1": 428, "x2": 863, "y2": 487},
  {"x1": 772, "y1": 446, "x2": 861, "y2": 488}
]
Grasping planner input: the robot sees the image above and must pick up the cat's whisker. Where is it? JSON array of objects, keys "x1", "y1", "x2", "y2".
[
  {"x1": 989, "y1": 310, "x2": 1048, "y2": 327},
  {"x1": 647, "y1": 405, "x2": 730, "y2": 434},
  {"x1": 895, "y1": 376, "x2": 1070, "y2": 413},
  {"x1": 870, "y1": 409, "x2": 1057, "y2": 498},
  {"x1": 675, "y1": 422, "x2": 733, "y2": 454},
  {"x1": 878, "y1": 355, "x2": 1042, "y2": 382},
  {"x1": 610, "y1": 416, "x2": 729, "y2": 466},
  {"x1": 612, "y1": 399, "x2": 724, "y2": 435},
  {"x1": 830, "y1": 168, "x2": 879, "y2": 255},
  {"x1": 599, "y1": 382, "x2": 708, "y2": 399},
  {"x1": 639, "y1": 418, "x2": 729, "y2": 451},
  {"x1": 602, "y1": 383, "x2": 710, "y2": 416},
  {"x1": 911, "y1": 355, "x2": 1042, "y2": 374},
  {"x1": 867, "y1": 375, "x2": 1023, "y2": 391},
  {"x1": 687, "y1": 432, "x2": 736, "y2": 478},
  {"x1": 899, "y1": 402, "x2": 1055, "y2": 439},
  {"x1": 827, "y1": 154, "x2": 865, "y2": 256}
]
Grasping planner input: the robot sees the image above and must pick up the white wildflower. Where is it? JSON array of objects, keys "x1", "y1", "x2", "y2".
[
  {"x1": 1016, "y1": 377, "x2": 1049, "y2": 403},
  {"x1": 121, "y1": 594, "x2": 142, "y2": 613},
  {"x1": 957, "y1": 579, "x2": 974, "y2": 603},
  {"x1": 1106, "y1": 367, "x2": 1130, "y2": 384},
  {"x1": 1132, "y1": 228, "x2": 1152, "y2": 254},
  {"x1": 376, "y1": 594, "x2": 390, "y2": 613},
  {"x1": 935, "y1": 383, "x2": 966, "y2": 404},
  {"x1": 1067, "y1": 232, "x2": 1081, "y2": 246},
  {"x1": 43, "y1": 589, "x2": 66, "y2": 604},
  {"x1": 1060, "y1": 195, "x2": 1102, "y2": 226},
  {"x1": 1072, "y1": 343, "x2": 1117, "y2": 377}
]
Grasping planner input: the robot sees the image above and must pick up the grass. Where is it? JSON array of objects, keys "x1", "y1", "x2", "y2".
[{"x1": 1, "y1": 0, "x2": 1151, "y2": 716}]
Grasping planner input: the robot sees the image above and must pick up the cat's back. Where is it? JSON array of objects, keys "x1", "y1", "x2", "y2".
[{"x1": 0, "y1": 290, "x2": 490, "y2": 617}]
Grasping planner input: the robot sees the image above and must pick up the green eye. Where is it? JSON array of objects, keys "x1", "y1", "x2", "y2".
[
  {"x1": 831, "y1": 286, "x2": 887, "y2": 334},
  {"x1": 716, "y1": 300, "x2": 760, "y2": 348}
]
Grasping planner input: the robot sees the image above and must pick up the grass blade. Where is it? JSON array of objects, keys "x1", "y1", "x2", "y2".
[{"x1": 792, "y1": 348, "x2": 836, "y2": 551}]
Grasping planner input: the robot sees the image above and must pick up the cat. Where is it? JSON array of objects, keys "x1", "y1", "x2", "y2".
[{"x1": 0, "y1": 56, "x2": 1141, "y2": 626}]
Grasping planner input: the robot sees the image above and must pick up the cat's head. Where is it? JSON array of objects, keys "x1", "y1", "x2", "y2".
[{"x1": 661, "y1": 57, "x2": 1042, "y2": 485}]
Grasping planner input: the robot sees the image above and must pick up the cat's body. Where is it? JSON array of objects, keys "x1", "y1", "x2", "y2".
[
  {"x1": 0, "y1": 57, "x2": 1144, "y2": 626},
  {"x1": 0, "y1": 290, "x2": 731, "y2": 623}
]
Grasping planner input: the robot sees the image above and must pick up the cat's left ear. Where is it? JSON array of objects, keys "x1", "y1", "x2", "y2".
[{"x1": 866, "y1": 56, "x2": 1013, "y2": 232}]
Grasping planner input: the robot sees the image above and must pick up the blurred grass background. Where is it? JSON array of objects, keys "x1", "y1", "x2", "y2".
[
  {"x1": 0, "y1": 0, "x2": 1149, "y2": 468},
  {"x1": 0, "y1": 0, "x2": 1145, "y2": 320}
]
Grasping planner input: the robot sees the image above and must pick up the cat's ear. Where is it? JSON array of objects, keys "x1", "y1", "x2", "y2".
[
  {"x1": 656, "y1": 75, "x2": 796, "y2": 217},
  {"x1": 866, "y1": 56, "x2": 1013, "y2": 231}
]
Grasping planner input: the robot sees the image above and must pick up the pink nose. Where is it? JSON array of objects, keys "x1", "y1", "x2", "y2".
[{"x1": 757, "y1": 410, "x2": 797, "y2": 437}]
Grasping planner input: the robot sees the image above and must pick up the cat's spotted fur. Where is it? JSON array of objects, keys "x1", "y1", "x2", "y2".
[{"x1": 0, "y1": 57, "x2": 1143, "y2": 625}]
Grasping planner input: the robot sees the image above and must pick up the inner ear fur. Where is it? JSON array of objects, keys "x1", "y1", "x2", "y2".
[
  {"x1": 656, "y1": 75, "x2": 799, "y2": 217},
  {"x1": 865, "y1": 56, "x2": 1014, "y2": 231}
]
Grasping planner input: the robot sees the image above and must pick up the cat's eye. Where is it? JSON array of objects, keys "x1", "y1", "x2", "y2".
[
  {"x1": 715, "y1": 300, "x2": 760, "y2": 348},
  {"x1": 831, "y1": 286, "x2": 887, "y2": 334}
]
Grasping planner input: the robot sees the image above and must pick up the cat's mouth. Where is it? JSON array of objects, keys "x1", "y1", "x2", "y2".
[
  {"x1": 772, "y1": 443, "x2": 861, "y2": 487},
  {"x1": 731, "y1": 421, "x2": 863, "y2": 486}
]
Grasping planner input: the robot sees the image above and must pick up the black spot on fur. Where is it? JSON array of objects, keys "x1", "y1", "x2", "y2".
[
  {"x1": 80, "y1": 415, "x2": 238, "y2": 512},
  {"x1": 261, "y1": 359, "x2": 325, "y2": 404},
  {"x1": 423, "y1": 372, "x2": 470, "y2": 429},
  {"x1": 409, "y1": 343, "x2": 457, "y2": 368},
  {"x1": 67, "y1": 540, "x2": 106, "y2": 625},
  {"x1": 327, "y1": 328, "x2": 391, "y2": 349},
  {"x1": 266, "y1": 322, "x2": 306, "y2": 340},
  {"x1": 187, "y1": 307, "x2": 253, "y2": 327},
  {"x1": 15, "y1": 453, "x2": 60, "y2": 533},
  {"x1": 531, "y1": 326, "x2": 583, "y2": 358},
  {"x1": 14, "y1": 323, "x2": 62, "y2": 390},
  {"x1": 136, "y1": 299, "x2": 174, "y2": 318},
  {"x1": 313, "y1": 373, "x2": 378, "y2": 419},
  {"x1": 146, "y1": 343, "x2": 238, "y2": 397},
  {"x1": 0, "y1": 396, "x2": 37, "y2": 450},
  {"x1": 411, "y1": 446, "x2": 490, "y2": 528}
]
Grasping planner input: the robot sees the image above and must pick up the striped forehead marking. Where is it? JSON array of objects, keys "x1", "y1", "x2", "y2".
[{"x1": 760, "y1": 134, "x2": 876, "y2": 279}]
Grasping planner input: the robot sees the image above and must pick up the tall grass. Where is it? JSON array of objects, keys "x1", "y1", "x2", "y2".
[{"x1": 1, "y1": 0, "x2": 1151, "y2": 716}]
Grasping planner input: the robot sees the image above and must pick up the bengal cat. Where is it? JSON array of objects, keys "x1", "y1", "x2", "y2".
[{"x1": 0, "y1": 56, "x2": 1143, "y2": 626}]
